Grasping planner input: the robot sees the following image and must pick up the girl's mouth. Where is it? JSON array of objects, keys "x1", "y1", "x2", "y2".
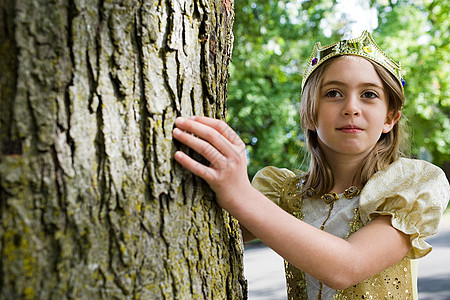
[{"x1": 337, "y1": 125, "x2": 363, "y2": 133}]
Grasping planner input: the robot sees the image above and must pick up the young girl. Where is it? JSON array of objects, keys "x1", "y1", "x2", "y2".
[{"x1": 172, "y1": 31, "x2": 449, "y2": 299}]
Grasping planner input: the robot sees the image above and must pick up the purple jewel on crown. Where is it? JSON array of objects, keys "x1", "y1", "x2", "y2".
[{"x1": 312, "y1": 58, "x2": 318, "y2": 66}]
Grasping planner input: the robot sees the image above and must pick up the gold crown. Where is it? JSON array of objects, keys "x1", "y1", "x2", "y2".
[{"x1": 301, "y1": 30, "x2": 405, "y2": 94}]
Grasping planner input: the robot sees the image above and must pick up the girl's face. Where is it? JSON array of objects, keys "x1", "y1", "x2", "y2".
[{"x1": 314, "y1": 56, "x2": 398, "y2": 160}]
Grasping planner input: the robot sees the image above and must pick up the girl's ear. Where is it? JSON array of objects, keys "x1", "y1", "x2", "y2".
[{"x1": 383, "y1": 111, "x2": 401, "y2": 133}]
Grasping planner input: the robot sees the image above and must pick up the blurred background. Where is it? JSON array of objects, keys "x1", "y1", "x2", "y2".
[{"x1": 227, "y1": 0, "x2": 449, "y2": 182}]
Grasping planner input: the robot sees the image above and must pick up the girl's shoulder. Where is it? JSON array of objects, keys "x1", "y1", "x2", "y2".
[
  {"x1": 362, "y1": 157, "x2": 448, "y2": 203},
  {"x1": 379, "y1": 157, "x2": 445, "y2": 177},
  {"x1": 360, "y1": 158, "x2": 450, "y2": 259},
  {"x1": 251, "y1": 166, "x2": 305, "y2": 205}
]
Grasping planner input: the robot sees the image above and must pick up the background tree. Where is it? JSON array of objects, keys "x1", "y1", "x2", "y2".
[
  {"x1": 0, "y1": 0, "x2": 246, "y2": 299},
  {"x1": 228, "y1": 0, "x2": 449, "y2": 181}
]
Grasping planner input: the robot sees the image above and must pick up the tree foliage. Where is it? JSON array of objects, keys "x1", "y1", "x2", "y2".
[{"x1": 228, "y1": 0, "x2": 449, "y2": 179}]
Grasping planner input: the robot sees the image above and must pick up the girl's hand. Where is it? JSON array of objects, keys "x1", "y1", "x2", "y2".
[{"x1": 172, "y1": 116, "x2": 253, "y2": 209}]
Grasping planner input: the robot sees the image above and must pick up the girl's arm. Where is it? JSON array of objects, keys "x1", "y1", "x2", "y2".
[
  {"x1": 172, "y1": 116, "x2": 411, "y2": 289},
  {"x1": 240, "y1": 224, "x2": 257, "y2": 243}
]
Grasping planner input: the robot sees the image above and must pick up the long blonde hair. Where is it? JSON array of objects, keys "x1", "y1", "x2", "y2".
[{"x1": 299, "y1": 56, "x2": 407, "y2": 197}]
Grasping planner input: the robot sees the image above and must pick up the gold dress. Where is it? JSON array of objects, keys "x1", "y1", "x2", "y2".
[{"x1": 251, "y1": 158, "x2": 450, "y2": 300}]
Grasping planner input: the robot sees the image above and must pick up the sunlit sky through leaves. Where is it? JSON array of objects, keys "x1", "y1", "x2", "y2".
[{"x1": 326, "y1": 0, "x2": 378, "y2": 38}]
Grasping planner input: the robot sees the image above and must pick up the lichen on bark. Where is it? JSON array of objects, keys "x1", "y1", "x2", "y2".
[{"x1": 0, "y1": 0, "x2": 246, "y2": 299}]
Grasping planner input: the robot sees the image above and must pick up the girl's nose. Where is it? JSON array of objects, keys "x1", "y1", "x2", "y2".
[{"x1": 342, "y1": 95, "x2": 361, "y2": 116}]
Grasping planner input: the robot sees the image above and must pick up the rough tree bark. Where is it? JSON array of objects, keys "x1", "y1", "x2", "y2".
[{"x1": 0, "y1": 0, "x2": 246, "y2": 299}]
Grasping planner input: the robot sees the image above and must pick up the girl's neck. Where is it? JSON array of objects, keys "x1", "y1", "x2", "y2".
[{"x1": 327, "y1": 154, "x2": 365, "y2": 194}]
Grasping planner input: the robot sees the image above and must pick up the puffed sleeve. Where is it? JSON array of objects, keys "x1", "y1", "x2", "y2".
[
  {"x1": 359, "y1": 158, "x2": 450, "y2": 259},
  {"x1": 251, "y1": 166, "x2": 295, "y2": 205}
]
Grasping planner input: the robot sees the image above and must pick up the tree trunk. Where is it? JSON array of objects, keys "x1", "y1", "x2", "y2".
[{"x1": 0, "y1": 0, "x2": 246, "y2": 299}]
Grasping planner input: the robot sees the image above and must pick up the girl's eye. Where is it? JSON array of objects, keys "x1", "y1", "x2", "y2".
[
  {"x1": 361, "y1": 91, "x2": 378, "y2": 99},
  {"x1": 325, "y1": 90, "x2": 342, "y2": 98}
]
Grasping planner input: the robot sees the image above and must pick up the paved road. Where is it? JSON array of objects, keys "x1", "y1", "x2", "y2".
[{"x1": 244, "y1": 212, "x2": 450, "y2": 300}]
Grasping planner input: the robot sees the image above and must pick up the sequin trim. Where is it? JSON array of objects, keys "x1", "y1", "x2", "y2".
[
  {"x1": 339, "y1": 259, "x2": 414, "y2": 299},
  {"x1": 344, "y1": 207, "x2": 363, "y2": 240},
  {"x1": 280, "y1": 175, "x2": 308, "y2": 298}
]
